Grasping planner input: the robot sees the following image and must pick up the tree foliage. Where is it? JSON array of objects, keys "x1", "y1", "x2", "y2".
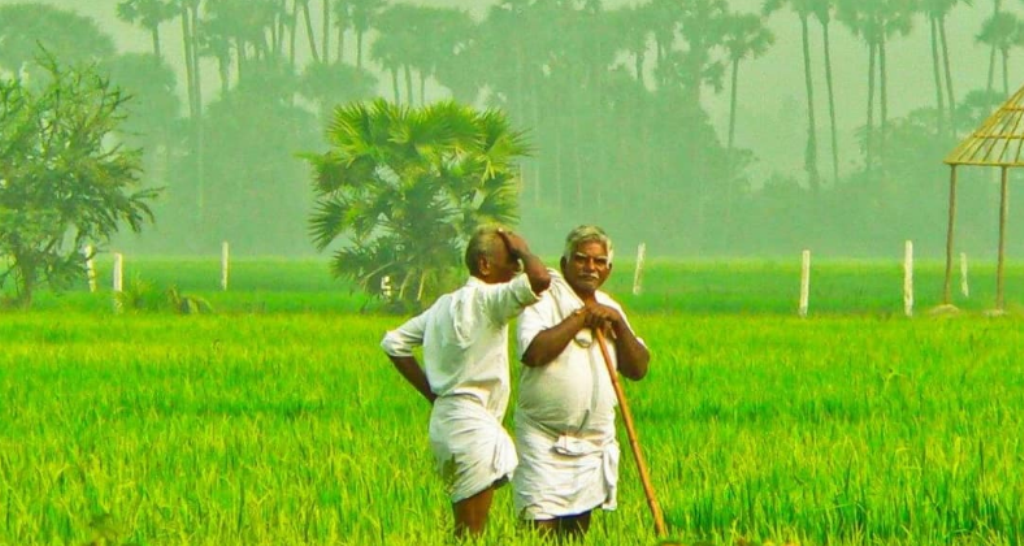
[
  {"x1": 0, "y1": 57, "x2": 158, "y2": 307},
  {"x1": 305, "y1": 99, "x2": 528, "y2": 306}
]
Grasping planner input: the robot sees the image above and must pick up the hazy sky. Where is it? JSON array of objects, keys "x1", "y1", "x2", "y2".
[{"x1": 18, "y1": 0, "x2": 1006, "y2": 179}]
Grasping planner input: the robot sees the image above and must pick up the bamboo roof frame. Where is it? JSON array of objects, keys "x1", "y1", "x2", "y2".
[{"x1": 941, "y1": 85, "x2": 1024, "y2": 310}]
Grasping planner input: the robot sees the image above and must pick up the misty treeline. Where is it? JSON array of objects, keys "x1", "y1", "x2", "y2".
[{"x1": 0, "y1": 0, "x2": 1016, "y2": 257}]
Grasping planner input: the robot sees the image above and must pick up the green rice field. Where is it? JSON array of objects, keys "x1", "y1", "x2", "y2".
[{"x1": 2, "y1": 258, "x2": 1024, "y2": 545}]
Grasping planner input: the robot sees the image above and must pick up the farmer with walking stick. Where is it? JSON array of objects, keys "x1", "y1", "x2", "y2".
[
  {"x1": 380, "y1": 226, "x2": 550, "y2": 539},
  {"x1": 514, "y1": 225, "x2": 651, "y2": 541}
]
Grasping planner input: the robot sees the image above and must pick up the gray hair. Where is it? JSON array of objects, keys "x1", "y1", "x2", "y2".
[
  {"x1": 464, "y1": 225, "x2": 504, "y2": 275},
  {"x1": 562, "y1": 225, "x2": 613, "y2": 264}
]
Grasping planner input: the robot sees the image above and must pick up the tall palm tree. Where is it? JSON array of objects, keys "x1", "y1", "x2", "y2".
[
  {"x1": 322, "y1": 0, "x2": 332, "y2": 63},
  {"x1": 175, "y1": 0, "x2": 206, "y2": 219},
  {"x1": 350, "y1": 0, "x2": 385, "y2": 70},
  {"x1": 977, "y1": 11, "x2": 1023, "y2": 97},
  {"x1": 332, "y1": 0, "x2": 351, "y2": 63},
  {"x1": 923, "y1": 0, "x2": 948, "y2": 134},
  {"x1": 616, "y1": 5, "x2": 652, "y2": 87},
  {"x1": 722, "y1": 13, "x2": 774, "y2": 152},
  {"x1": 204, "y1": 0, "x2": 279, "y2": 84},
  {"x1": 295, "y1": 0, "x2": 320, "y2": 63},
  {"x1": 987, "y1": 0, "x2": 1002, "y2": 100},
  {"x1": 647, "y1": 0, "x2": 681, "y2": 88},
  {"x1": 368, "y1": 36, "x2": 402, "y2": 103},
  {"x1": 933, "y1": 0, "x2": 971, "y2": 136},
  {"x1": 372, "y1": 5, "x2": 423, "y2": 104},
  {"x1": 116, "y1": 0, "x2": 177, "y2": 59},
  {"x1": 305, "y1": 100, "x2": 529, "y2": 305},
  {"x1": 764, "y1": 0, "x2": 822, "y2": 191},
  {"x1": 838, "y1": 0, "x2": 914, "y2": 175},
  {"x1": 811, "y1": 0, "x2": 841, "y2": 182}
]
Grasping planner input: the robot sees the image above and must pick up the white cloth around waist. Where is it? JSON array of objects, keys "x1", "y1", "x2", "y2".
[
  {"x1": 512, "y1": 412, "x2": 619, "y2": 520},
  {"x1": 429, "y1": 394, "x2": 518, "y2": 503}
]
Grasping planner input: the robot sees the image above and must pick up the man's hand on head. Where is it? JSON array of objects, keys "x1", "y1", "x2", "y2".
[{"x1": 496, "y1": 229, "x2": 531, "y2": 259}]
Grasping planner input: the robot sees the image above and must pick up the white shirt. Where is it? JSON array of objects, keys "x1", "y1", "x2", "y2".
[
  {"x1": 381, "y1": 273, "x2": 540, "y2": 413},
  {"x1": 516, "y1": 271, "x2": 638, "y2": 437}
]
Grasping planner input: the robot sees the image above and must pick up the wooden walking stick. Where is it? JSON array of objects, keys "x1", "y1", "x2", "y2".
[{"x1": 594, "y1": 328, "x2": 674, "y2": 541}]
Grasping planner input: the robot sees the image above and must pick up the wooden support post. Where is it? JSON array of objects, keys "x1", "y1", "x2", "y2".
[
  {"x1": 997, "y1": 167, "x2": 1009, "y2": 311},
  {"x1": 943, "y1": 166, "x2": 958, "y2": 305}
]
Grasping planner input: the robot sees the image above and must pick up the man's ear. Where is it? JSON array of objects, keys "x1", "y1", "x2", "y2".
[
  {"x1": 559, "y1": 256, "x2": 567, "y2": 271},
  {"x1": 607, "y1": 262, "x2": 613, "y2": 274},
  {"x1": 477, "y1": 256, "x2": 491, "y2": 277}
]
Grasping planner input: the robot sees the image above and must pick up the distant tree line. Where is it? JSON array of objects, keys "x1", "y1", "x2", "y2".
[{"x1": 0, "y1": 0, "x2": 1017, "y2": 257}]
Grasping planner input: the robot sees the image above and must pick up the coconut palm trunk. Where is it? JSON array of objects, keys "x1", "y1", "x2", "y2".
[
  {"x1": 322, "y1": 0, "x2": 331, "y2": 63},
  {"x1": 879, "y1": 31, "x2": 888, "y2": 167},
  {"x1": 939, "y1": 16, "x2": 957, "y2": 135},
  {"x1": 930, "y1": 15, "x2": 946, "y2": 135},
  {"x1": 1002, "y1": 46, "x2": 1010, "y2": 97},
  {"x1": 180, "y1": 1, "x2": 197, "y2": 120},
  {"x1": 301, "y1": 0, "x2": 320, "y2": 63},
  {"x1": 403, "y1": 64, "x2": 413, "y2": 105},
  {"x1": 987, "y1": 0, "x2": 1001, "y2": 101},
  {"x1": 866, "y1": 38, "x2": 877, "y2": 176},
  {"x1": 289, "y1": 0, "x2": 299, "y2": 66},
  {"x1": 356, "y1": 31, "x2": 365, "y2": 69},
  {"x1": 151, "y1": 27, "x2": 162, "y2": 59},
  {"x1": 728, "y1": 57, "x2": 740, "y2": 151},
  {"x1": 821, "y1": 17, "x2": 839, "y2": 182},
  {"x1": 390, "y1": 68, "x2": 399, "y2": 103},
  {"x1": 799, "y1": 14, "x2": 820, "y2": 191}
]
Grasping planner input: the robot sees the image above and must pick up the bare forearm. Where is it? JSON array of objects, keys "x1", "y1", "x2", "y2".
[
  {"x1": 387, "y1": 355, "x2": 436, "y2": 404},
  {"x1": 612, "y1": 324, "x2": 650, "y2": 380},
  {"x1": 519, "y1": 251, "x2": 550, "y2": 294},
  {"x1": 521, "y1": 312, "x2": 585, "y2": 367}
]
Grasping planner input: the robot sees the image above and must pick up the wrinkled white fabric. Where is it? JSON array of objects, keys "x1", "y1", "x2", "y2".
[
  {"x1": 430, "y1": 394, "x2": 518, "y2": 502},
  {"x1": 514, "y1": 270, "x2": 640, "y2": 519},
  {"x1": 381, "y1": 273, "x2": 540, "y2": 502}
]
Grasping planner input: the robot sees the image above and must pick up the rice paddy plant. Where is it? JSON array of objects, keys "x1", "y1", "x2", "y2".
[{"x1": 2, "y1": 260, "x2": 1024, "y2": 544}]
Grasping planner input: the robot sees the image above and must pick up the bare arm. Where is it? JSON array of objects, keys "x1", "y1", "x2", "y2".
[
  {"x1": 587, "y1": 305, "x2": 650, "y2": 380},
  {"x1": 521, "y1": 308, "x2": 588, "y2": 367},
  {"x1": 498, "y1": 229, "x2": 550, "y2": 294},
  {"x1": 387, "y1": 354, "x2": 436, "y2": 405}
]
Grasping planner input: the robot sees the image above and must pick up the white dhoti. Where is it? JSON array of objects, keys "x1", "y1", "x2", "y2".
[
  {"x1": 513, "y1": 414, "x2": 620, "y2": 520},
  {"x1": 513, "y1": 270, "x2": 641, "y2": 521},
  {"x1": 429, "y1": 394, "x2": 518, "y2": 503}
]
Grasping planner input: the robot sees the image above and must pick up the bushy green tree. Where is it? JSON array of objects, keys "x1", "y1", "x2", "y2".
[
  {"x1": 305, "y1": 99, "x2": 528, "y2": 306},
  {"x1": 0, "y1": 58, "x2": 158, "y2": 307}
]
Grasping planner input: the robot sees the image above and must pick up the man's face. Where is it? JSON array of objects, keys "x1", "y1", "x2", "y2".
[
  {"x1": 561, "y1": 240, "x2": 612, "y2": 296},
  {"x1": 480, "y1": 240, "x2": 522, "y2": 284}
]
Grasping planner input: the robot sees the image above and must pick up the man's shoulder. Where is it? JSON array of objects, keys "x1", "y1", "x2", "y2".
[{"x1": 596, "y1": 290, "x2": 625, "y2": 311}]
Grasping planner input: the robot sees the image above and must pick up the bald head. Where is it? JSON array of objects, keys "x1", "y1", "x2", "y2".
[{"x1": 465, "y1": 225, "x2": 505, "y2": 277}]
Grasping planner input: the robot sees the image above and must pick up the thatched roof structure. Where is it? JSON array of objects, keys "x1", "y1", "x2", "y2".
[{"x1": 942, "y1": 86, "x2": 1024, "y2": 310}]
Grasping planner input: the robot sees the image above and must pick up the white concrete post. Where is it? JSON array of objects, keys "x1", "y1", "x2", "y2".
[
  {"x1": 221, "y1": 241, "x2": 230, "y2": 291},
  {"x1": 632, "y1": 243, "x2": 647, "y2": 296},
  {"x1": 799, "y1": 250, "x2": 811, "y2": 318},
  {"x1": 113, "y1": 252, "x2": 123, "y2": 313},
  {"x1": 960, "y1": 252, "x2": 970, "y2": 298},
  {"x1": 113, "y1": 253, "x2": 123, "y2": 293},
  {"x1": 84, "y1": 245, "x2": 97, "y2": 293},
  {"x1": 903, "y1": 240, "x2": 914, "y2": 317}
]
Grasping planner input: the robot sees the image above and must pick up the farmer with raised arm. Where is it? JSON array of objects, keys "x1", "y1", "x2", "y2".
[
  {"x1": 514, "y1": 225, "x2": 650, "y2": 541},
  {"x1": 380, "y1": 226, "x2": 550, "y2": 539}
]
